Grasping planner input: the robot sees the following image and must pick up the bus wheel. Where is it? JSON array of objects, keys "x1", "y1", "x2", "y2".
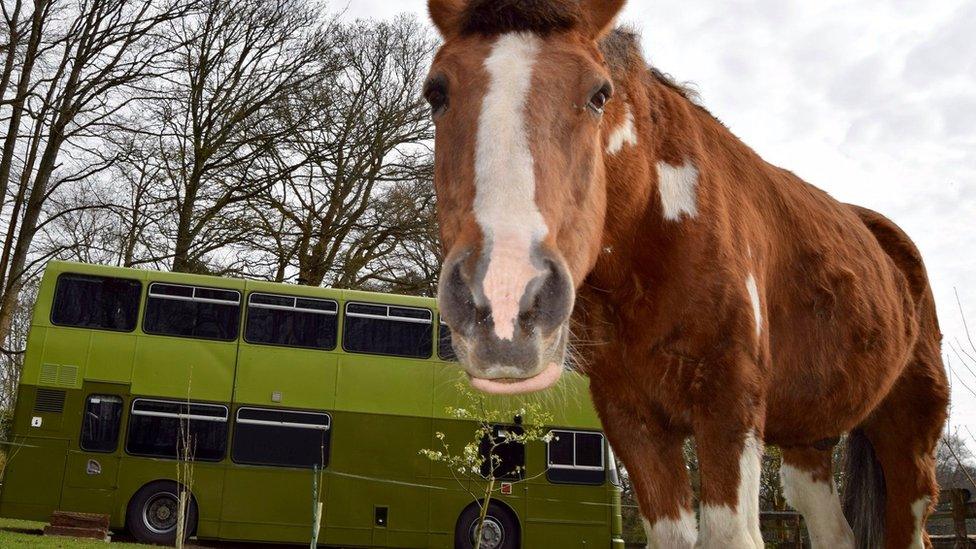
[
  {"x1": 126, "y1": 481, "x2": 197, "y2": 545},
  {"x1": 455, "y1": 502, "x2": 519, "y2": 549}
]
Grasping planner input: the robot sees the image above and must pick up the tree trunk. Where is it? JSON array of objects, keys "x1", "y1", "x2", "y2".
[{"x1": 0, "y1": 0, "x2": 47, "y2": 203}]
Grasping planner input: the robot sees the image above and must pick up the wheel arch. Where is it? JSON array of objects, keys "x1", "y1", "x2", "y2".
[
  {"x1": 455, "y1": 498, "x2": 522, "y2": 548},
  {"x1": 124, "y1": 478, "x2": 199, "y2": 535}
]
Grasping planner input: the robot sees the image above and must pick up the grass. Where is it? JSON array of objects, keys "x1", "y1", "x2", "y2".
[
  {"x1": 0, "y1": 517, "x2": 297, "y2": 548},
  {"x1": 0, "y1": 518, "x2": 153, "y2": 548}
]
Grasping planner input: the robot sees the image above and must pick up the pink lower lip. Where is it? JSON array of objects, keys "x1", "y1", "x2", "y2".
[{"x1": 468, "y1": 362, "x2": 563, "y2": 395}]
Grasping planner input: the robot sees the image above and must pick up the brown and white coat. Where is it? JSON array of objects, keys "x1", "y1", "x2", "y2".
[{"x1": 426, "y1": 1, "x2": 949, "y2": 547}]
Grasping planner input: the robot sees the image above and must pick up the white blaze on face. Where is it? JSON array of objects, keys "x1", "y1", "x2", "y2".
[
  {"x1": 656, "y1": 161, "x2": 699, "y2": 220},
  {"x1": 474, "y1": 32, "x2": 548, "y2": 341},
  {"x1": 642, "y1": 509, "x2": 697, "y2": 548},
  {"x1": 699, "y1": 431, "x2": 764, "y2": 549},
  {"x1": 780, "y1": 464, "x2": 855, "y2": 549}
]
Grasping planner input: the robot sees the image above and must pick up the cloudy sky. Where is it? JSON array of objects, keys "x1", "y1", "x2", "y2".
[{"x1": 343, "y1": 1, "x2": 976, "y2": 430}]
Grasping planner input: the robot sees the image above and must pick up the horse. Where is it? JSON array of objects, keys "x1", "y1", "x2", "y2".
[{"x1": 425, "y1": 0, "x2": 949, "y2": 547}]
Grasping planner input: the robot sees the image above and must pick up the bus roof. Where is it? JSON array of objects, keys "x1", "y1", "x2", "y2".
[{"x1": 43, "y1": 260, "x2": 439, "y2": 311}]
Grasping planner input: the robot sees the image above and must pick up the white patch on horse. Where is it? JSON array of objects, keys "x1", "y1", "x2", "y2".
[
  {"x1": 606, "y1": 104, "x2": 638, "y2": 154},
  {"x1": 642, "y1": 509, "x2": 697, "y2": 548},
  {"x1": 746, "y1": 273, "x2": 763, "y2": 337},
  {"x1": 656, "y1": 161, "x2": 699, "y2": 221},
  {"x1": 698, "y1": 432, "x2": 764, "y2": 549},
  {"x1": 780, "y1": 464, "x2": 855, "y2": 549},
  {"x1": 909, "y1": 497, "x2": 929, "y2": 549},
  {"x1": 473, "y1": 32, "x2": 548, "y2": 341}
]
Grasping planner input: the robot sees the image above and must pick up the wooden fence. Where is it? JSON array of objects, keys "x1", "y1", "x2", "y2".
[
  {"x1": 622, "y1": 489, "x2": 976, "y2": 548},
  {"x1": 930, "y1": 488, "x2": 976, "y2": 548},
  {"x1": 760, "y1": 511, "x2": 804, "y2": 548}
]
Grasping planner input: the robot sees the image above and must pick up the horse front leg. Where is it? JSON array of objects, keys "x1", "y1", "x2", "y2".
[
  {"x1": 592, "y1": 392, "x2": 696, "y2": 548},
  {"x1": 692, "y1": 370, "x2": 765, "y2": 549}
]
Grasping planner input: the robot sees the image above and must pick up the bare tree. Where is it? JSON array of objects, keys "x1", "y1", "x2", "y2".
[
  {"x1": 243, "y1": 15, "x2": 436, "y2": 289},
  {"x1": 128, "y1": 0, "x2": 340, "y2": 274},
  {"x1": 0, "y1": 0, "x2": 194, "y2": 357}
]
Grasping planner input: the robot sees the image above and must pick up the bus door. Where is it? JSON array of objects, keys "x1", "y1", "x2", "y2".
[
  {"x1": 219, "y1": 407, "x2": 332, "y2": 544},
  {"x1": 59, "y1": 389, "x2": 127, "y2": 518}
]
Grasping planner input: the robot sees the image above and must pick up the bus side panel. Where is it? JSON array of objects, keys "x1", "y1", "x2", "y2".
[
  {"x1": 335, "y1": 355, "x2": 433, "y2": 417},
  {"x1": 0, "y1": 437, "x2": 69, "y2": 520},
  {"x1": 60, "y1": 451, "x2": 122, "y2": 520},
  {"x1": 0, "y1": 384, "x2": 70, "y2": 521},
  {"x1": 322, "y1": 412, "x2": 432, "y2": 548},
  {"x1": 234, "y1": 344, "x2": 338, "y2": 410},
  {"x1": 84, "y1": 332, "x2": 138, "y2": 383},
  {"x1": 524, "y1": 481, "x2": 613, "y2": 549},
  {"x1": 131, "y1": 338, "x2": 236, "y2": 402},
  {"x1": 218, "y1": 467, "x2": 315, "y2": 543}
]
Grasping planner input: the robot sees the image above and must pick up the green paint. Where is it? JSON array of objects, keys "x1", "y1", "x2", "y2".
[{"x1": 0, "y1": 261, "x2": 625, "y2": 547}]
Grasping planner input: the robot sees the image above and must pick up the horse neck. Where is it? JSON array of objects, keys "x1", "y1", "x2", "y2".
[{"x1": 588, "y1": 77, "x2": 755, "y2": 310}]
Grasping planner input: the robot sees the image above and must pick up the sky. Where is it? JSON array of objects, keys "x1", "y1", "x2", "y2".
[{"x1": 341, "y1": 1, "x2": 976, "y2": 431}]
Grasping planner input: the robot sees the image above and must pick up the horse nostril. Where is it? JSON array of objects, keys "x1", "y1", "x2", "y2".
[
  {"x1": 521, "y1": 255, "x2": 574, "y2": 335},
  {"x1": 438, "y1": 251, "x2": 478, "y2": 336}
]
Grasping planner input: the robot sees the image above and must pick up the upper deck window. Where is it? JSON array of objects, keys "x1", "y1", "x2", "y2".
[
  {"x1": 245, "y1": 293, "x2": 338, "y2": 350},
  {"x1": 343, "y1": 302, "x2": 433, "y2": 359},
  {"x1": 438, "y1": 321, "x2": 458, "y2": 362},
  {"x1": 51, "y1": 274, "x2": 141, "y2": 332},
  {"x1": 143, "y1": 283, "x2": 241, "y2": 341}
]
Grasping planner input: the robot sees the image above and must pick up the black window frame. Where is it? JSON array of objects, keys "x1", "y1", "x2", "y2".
[
  {"x1": 142, "y1": 282, "x2": 242, "y2": 342},
  {"x1": 50, "y1": 273, "x2": 142, "y2": 333},
  {"x1": 545, "y1": 430, "x2": 607, "y2": 486},
  {"x1": 79, "y1": 394, "x2": 125, "y2": 453},
  {"x1": 341, "y1": 301, "x2": 434, "y2": 359},
  {"x1": 124, "y1": 398, "x2": 229, "y2": 462},
  {"x1": 231, "y1": 407, "x2": 332, "y2": 469},
  {"x1": 243, "y1": 292, "x2": 339, "y2": 351}
]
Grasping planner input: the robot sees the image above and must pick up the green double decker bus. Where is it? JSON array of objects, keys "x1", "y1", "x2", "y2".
[{"x1": 0, "y1": 261, "x2": 624, "y2": 548}]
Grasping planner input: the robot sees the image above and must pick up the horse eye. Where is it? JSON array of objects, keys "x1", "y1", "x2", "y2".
[
  {"x1": 587, "y1": 84, "x2": 613, "y2": 115},
  {"x1": 424, "y1": 80, "x2": 449, "y2": 117}
]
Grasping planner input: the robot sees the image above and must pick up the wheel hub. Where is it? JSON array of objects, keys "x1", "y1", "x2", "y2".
[
  {"x1": 143, "y1": 492, "x2": 179, "y2": 535},
  {"x1": 470, "y1": 516, "x2": 505, "y2": 549}
]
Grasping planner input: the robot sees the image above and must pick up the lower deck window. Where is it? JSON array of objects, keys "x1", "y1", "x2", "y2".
[
  {"x1": 125, "y1": 399, "x2": 228, "y2": 461},
  {"x1": 480, "y1": 425, "x2": 524, "y2": 480},
  {"x1": 81, "y1": 395, "x2": 123, "y2": 453},
  {"x1": 232, "y1": 408, "x2": 331, "y2": 468},
  {"x1": 546, "y1": 430, "x2": 606, "y2": 485}
]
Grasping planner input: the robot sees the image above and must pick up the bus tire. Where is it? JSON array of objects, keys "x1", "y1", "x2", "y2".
[
  {"x1": 454, "y1": 501, "x2": 519, "y2": 549},
  {"x1": 125, "y1": 480, "x2": 197, "y2": 545}
]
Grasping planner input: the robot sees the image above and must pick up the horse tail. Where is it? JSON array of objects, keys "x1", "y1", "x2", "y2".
[{"x1": 842, "y1": 428, "x2": 886, "y2": 547}]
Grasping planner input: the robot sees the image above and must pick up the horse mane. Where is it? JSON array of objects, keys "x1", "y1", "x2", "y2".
[
  {"x1": 458, "y1": 0, "x2": 583, "y2": 36},
  {"x1": 600, "y1": 27, "x2": 724, "y2": 126},
  {"x1": 599, "y1": 28, "x2": 702, "y2": 104},
  {"x1": 455, "y1": 3, "x2": 713, "y2": 119}
]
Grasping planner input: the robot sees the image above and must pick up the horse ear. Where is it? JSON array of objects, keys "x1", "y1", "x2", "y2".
[
  {"x1": 580, "y1": 0, "x2": 627, "y2": 39},
  {"x1": 428, "y1": 0, "x2": 464, "y2": 38}
]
